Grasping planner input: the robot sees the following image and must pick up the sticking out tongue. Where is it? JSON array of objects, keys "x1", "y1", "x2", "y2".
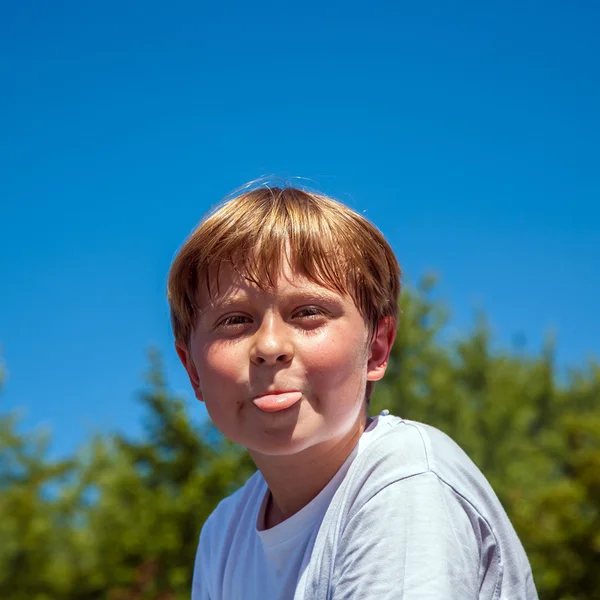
[{"x1": 252, "y1": 392, "x2": 302, "y2": 413}]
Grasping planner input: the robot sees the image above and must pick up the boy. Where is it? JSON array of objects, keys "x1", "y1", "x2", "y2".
[{"x1": 169, "y1": 185, "x2": 538, "y2": 599}]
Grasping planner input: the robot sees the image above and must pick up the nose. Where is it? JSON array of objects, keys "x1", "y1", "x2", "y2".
[{"x1": 250, "y1": 315, "x2": 294, "y2": 366}]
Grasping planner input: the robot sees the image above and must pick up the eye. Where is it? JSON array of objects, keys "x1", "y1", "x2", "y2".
[
  {"x1": 294, "y1": 306, "x2": 327, "y2": 320},
  {"x1": 216, "y1": 314, "x2": 251, "y2": 328}
]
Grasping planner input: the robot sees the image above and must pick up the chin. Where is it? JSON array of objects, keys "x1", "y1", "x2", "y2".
[
  {"x1": 247, "y1": 431, "x2": 320, "y2": 457},
  {"x1": 246, "y1": 418, "x2": 352, "y2": 458}
]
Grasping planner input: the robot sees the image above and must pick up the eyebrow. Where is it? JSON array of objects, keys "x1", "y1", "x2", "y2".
[
  {"x1": 196, "y1": 294, "x2": 249, "y2": 320},
  {"x1": 201, "y1": 294, "x2": 249, "y2": 313},
  {"x1": 199, "y1": 288, "x2": 343, "y2": 316},
  {"x1": 280, "y1": 289, "x2": 343, "y2": 304}
]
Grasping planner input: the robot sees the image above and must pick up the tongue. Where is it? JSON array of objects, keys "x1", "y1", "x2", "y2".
[{"x1": 253, "y1": 392, "x2": 302, "y2": 413}]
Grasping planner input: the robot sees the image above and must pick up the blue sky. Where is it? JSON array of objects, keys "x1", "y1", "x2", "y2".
[{"x1": 1, "y1": 1, "x2": 598, "y2": 458}]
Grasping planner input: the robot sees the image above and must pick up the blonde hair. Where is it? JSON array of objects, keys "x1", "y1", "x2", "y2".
[{"x1": 167, "y1": 185, "x2": 401, "y2": 348}]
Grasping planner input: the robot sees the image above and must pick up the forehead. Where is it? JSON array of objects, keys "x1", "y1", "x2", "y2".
[{"x1": 198, "y1": 261, "x2": 346, "y2": 310}]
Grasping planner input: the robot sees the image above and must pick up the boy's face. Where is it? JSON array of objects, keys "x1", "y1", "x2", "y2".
[{"x1": 176, "y1": 260, "x2": 394, "y2": 458}]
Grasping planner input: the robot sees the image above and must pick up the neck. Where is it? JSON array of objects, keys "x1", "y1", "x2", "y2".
[{"x1": 251, "y1": 414, "x2": 371, "y2": 529}]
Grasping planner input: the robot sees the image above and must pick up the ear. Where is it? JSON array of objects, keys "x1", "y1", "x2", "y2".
[
  {"x1": 366, "y1": 317, "x2": 397, "y2": 382},
  {"x1": 175, "y1": 341, "x2": 204, "y2": 402}
]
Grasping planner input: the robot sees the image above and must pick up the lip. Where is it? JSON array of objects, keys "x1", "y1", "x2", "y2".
[{"x1": 252, "y1": 390, "x2": 303, "y2": 413}]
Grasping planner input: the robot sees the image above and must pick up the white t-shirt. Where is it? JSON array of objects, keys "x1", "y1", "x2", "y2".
[{"x1": 192, "y1": 413, "x2": 538, "y2": 599}]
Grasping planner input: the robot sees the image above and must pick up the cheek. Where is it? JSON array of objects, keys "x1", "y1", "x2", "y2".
[
  {"x1": 197, "y1": 342, "x2": 246, "y2": 389},
  {"x1": 303, "y1": 329, "x2": 368, "y2": 386}
]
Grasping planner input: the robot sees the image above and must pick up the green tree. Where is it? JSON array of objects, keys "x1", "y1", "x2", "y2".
[
  {"x1": 1, "y1": 283, "x2": 598, "y2": 599},
  {"x1": 80, "y1": 350, "x2": 255, "y2": 600},
  {"x1": 0, "y1": 351, "x2": 255, "y2": 600},
  {"x1": 0, "y1": 379, "x2": 78, "y2": 598},
  {"x1": 371, "y1": 279, "x2": 600, "y2": 600}
]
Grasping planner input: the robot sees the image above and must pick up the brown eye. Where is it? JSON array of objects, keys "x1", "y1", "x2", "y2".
[
  {"x1": 294, "y1": 307, "x2": 326, "y2": 319},
  {"x1": 218, "y1": 315, "x2": 251, "y2": 327}
]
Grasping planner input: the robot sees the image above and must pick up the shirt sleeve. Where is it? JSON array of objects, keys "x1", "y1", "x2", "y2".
[
  {"x1": 191, "y1": 524, "x2": 212, "y2": 600},
  {"x1": 331, "y1": 471, "x2": 483, "y2": 599}
]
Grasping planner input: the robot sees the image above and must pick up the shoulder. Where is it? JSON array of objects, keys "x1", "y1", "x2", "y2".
[
  {"x1": 338, "y1": 415, "x2": 537, "y2": 597},
  {"x1": 195, "y1": 470, "x2": 266, "y2": 591},
  {"x1": 340, "y1": 416, "x2": 510, "y2": 559},
  {"x1": 199, "y1": 469, "x2": 266, "y2": 551},
  {"x1": 191, "y1": 471, "x2": 268, "y2": 599},
  {"x1": 356, "y1": 416, "x2": 497, "y2": 506},
  {"x1": 378, "y1": 417, "x2": 511, "y2": 525},
  {"x1": 341, "y1": 416, "x2": 447, "y2": 504}
]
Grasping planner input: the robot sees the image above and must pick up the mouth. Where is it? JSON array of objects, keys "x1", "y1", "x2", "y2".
[{"x1": 252, "y1": 391, "x2": 303, "y2": 413}]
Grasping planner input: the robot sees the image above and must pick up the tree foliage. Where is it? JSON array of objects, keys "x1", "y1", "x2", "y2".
[{"x1": 0, "y1": 283, "x2": 598, "y2": 599}]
